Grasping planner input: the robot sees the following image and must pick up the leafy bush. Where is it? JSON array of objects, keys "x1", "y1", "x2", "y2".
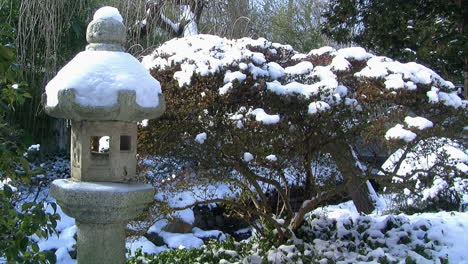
[{"x1": 0, "y1": 43, "x2": 58, "y2": 263}]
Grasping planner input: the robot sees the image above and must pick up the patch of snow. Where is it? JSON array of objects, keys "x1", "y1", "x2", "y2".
[
  {"x1": 45, "y1": 51, "x2": 161, "y2": 108},
  {"x1": 244, "y1": 152, "x2": 254, "y2": 162},
  {"x1": 172, "y1": 208, "x2": 195, "y2": 225},
  {"x1": 385, "y1": 73, "x2": 405, "y2": 89},
  {"x1": 174, "y1": 63, "x2": 196, "y2": 87},
  {"x1": 148, "y1": 219, "x2": 169, "y2": 234},
  {"x1": 267, "y1": 81, "x2": 317, "y2": 97},
  {"x1": 224, "y1": 71, "x2": 246, "y2": 83},
  {"x1": 404, "y1": 116, "x2": 433, "y2": 130},
  {"x1": 266, "y1": 155, "x2": 277, "y2": 162},
  {"x1": 291, "y1": 53, "x2": 308, "y2": 60},
  {"x1": 308, "y1": 101, "x2": 330, "y2": 115},
  {"x1": 195, "y1": 132, "x2": 207, "y2": 144},
  {"x1": 385, "y1": 124, "x2": 416, "y2": 142},
  {"x1": 284, "y1": 61, "x2": 313, "y2": 75},
  {"x1": 330, "y1": 56, "x2": 350, "y2": 71},
  {"x1": 28, "y1": 144, "x2": 40, "y2": 152},
  {"x1": 333, "y1": 47, "x2": 371, "y2": 61},
  {"x1": 38, "y1": 225, "x2": 76, "y2": 252},
  {"x1": 55, "y1": 247, "x2": 75, "y2": 264},
  {"x1": 219, "y1": 82, "x2": 233, "y2": 95},
  {"x1": 267, "y1": 62, "x2": 285, "y2": 79},
  {"x1": 126, "y1": 236, "x2": 168, "y2": 256},
  {"x1": 93, "y1": 6, "x2": 123, "y2": 23},
  {"x1": 159, "y1": 231, "x2": 204, "y2": 249},
  {"x1": 138, "y1": 119, "x2": 149, "y2": 127},
  {"x1": 309, "y1": 46, "x2": 335, "y2": 56},
  {"x1": 192, "y1": 227, "x2": 226, "y2": 240},
  {"x1": 438, "y1": 91, "x2": 463, "y2": 108},
  {"x1": 249, "y1": 108, "x2": 280, "y2": 124}
]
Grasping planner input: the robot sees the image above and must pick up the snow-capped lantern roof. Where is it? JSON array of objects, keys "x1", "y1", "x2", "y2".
[{"x1": 44, "y1": 6, "x2": 165, "y2": 121}]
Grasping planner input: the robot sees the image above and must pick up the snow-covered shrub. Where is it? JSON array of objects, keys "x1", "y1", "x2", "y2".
[{"x1": 139, "y1": 35, "x2": 466, "y2": 239}]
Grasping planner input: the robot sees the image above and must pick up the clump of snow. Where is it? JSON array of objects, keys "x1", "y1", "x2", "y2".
[
  {"x1": 266, "y1": 81, "x2": 318, "y2": 98},
  {"x1": 93, "y1": 6, "x2": 123, "y2": 23},
  {"x1": 219, "y1": 82, "x2": 233, "y2": 95},
  {"x1": 27, "y1": 144, "x2": 40, "y2": 152},
  {"x1": 284, "y1": 61, "x2": 313, "y2": 75},
  {"x1": 160, "y1": 232, "x2": 204, "y2": 249},
  {"x1": 266, "y1": 155, "x2": 277, "y2": 162},
  {"x1": 126, "y1": 236, "x2": 168, "y2": 256},
  {"x1": 173, "y1": 208, "x2": 195, "y2": 225},
  {"x1": 436, "y1": 89, "x2": 464, "y2": 108},
  {"x1": 330, "y1": 56, "x2": 350, "y2": 71},
  {"x1": 0, "y1": 178, "x2": 17, "y2": 192},
  {"x1": 195, "y1": 132, "x2": 207, "y2": 144},
  {"x1": 249, "y1": 108, "x2": 280, "y2": 124},
  {"x1": 308, "y1": 46, "x2": 335, "y2": 56},
  {"x1": 385, "y1": 124, "x2": 417, "y2": 142},
  {"x1": 355, "y1": 57, "x2": 458, "y2": 107},
  {"x1": 54, "y1": 247, "x2": 74, "y2": 263},
  {"x1": 404, "y1": 116, "x2": 433, "y2": 130},
  {"x1": 138, "y1": 119, "x2": 149, "y2": 127},
  {"x1": 333, "y1": 47, "x2": 371, "y2": 61},
  {"x1": 224, "y1": 71, "x2": 246, "y2": 83},
  {"x1": 173, "y1": 63, "x2": 196, "y2": 87},
  {"x1": 308, "y1": 101, "x2": 330, "y2": 115},
  {"x1": 384, "y1": 73, "x2": 405, "y2": 89},
  {"x1": 267, "y1": 62, "x2": 285, "y2": 79},
  {"x1": 192, "y1": 227, "x2": 226, "y2": 241},
  {"x1": 291, "y1": 53, "x2": 307, "y2": 60},
  {"x1": 46, "y1": 51, "x2": 161, "y2": 108},
  {"x1": 244, "y1": 152, "x2": 254, "y2": 162}
]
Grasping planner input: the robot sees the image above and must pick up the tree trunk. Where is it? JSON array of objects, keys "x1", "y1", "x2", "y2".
[
  {"x1": 346, "y1": 176, "x2": 375, "y2": 214},
  {"x1": 327, "y1": 142, "x2": 375, "y2": 214}
]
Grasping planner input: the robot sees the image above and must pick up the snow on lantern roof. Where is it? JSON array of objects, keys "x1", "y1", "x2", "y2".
[
  {"x1": 93, "y1": 6, "x2": 123, "y2": 23},
  {"x1": 44, "y1": 6, "x2": 165, "y2": 121}
]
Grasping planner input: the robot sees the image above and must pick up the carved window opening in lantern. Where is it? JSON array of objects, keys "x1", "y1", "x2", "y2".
[
  {"x1": 120, "y1": 135, "x2": 131, "y2": 151},
  {"x1": 91, "y1": 136, "x2": 110, "y2": 155}
]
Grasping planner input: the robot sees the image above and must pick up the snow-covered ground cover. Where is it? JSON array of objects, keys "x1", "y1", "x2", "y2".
[{"x1": 127, "y1": 200, "x2": 468, "y2": 264}]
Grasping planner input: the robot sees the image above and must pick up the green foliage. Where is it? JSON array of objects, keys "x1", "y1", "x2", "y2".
[
  {"x1": 0, "y1": 42, "x2": 58, "y2": 263},
  {"x1": 255, "y1": 0, "x2": 329, "y2": 52},
  {"x1": 0, "y1": 0, "x2": 20, "y2": 44},
  {"x1": 322, "y1": 0, "x2": 466, "y2": 84}
]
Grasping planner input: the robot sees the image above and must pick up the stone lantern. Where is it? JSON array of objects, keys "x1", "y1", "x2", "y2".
[{"x1": 44, "y1": 7, "x2": 165, "y2": 264}]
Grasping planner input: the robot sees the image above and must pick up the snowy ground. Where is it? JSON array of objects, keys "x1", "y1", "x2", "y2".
[
  {"x1": 39, "y1": 196, "x2": 468, "y2": 264},
  {"x1": 3, "y1": 155, "x2": 468, "y2": 263}
]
